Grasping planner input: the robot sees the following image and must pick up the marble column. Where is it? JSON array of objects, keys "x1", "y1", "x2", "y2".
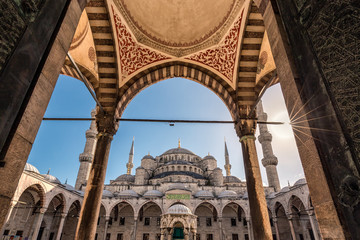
[
  {"x1": 132, "y1": 217, "x2": 138, "y2": 240},
  {"x1": 75, "y1": 113, "x2": 117, "y2": 240},
  {"x1": 273, "y1": 218, "x2": 280, "y2": 240},
  {"x1": 218, "y1": 218, "x2": 223, "y2": 240},
  {"x1": 288, "y1": 216, "x2": 296, "y2": 240},
  {"x1": 247, "y1": 218, "x2": 254, "y2": 240},
  {"x1": 235, "y1": 113, "x2": 273, "y2": 240},
  {"x1": 31, "y1": 207, "x2": 47, "y2": 240},
  {"x1": 103, "y1": 216, "x2": 110, "y2": 240},
  {"x1": 308, "y1": 210, "x2": 320, "y2": 240},
  {"x1": 55, "y1": 213, "x2": 67, "y2": 240}
]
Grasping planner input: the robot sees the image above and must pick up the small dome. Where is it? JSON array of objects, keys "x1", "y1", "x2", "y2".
[
  {"x1": 224, "y1": 176, "x2": 241, "y2": 183},
  {"x1": 194, "y1": 190, "x2": 214, "y2": 198},
  {"x1": 162, "y1": 148, "x2": 196, "y2": 155},
  {"x1": 114, "y1": 174, "x2": 135, "y2": 182},
  {"x1": 280, "y1": 186, "x2": 290, "y2": 193},
  {"x1": 267, "y1": 192, "x2": 277, "y2": 199},
  {"x1": 118, "y1": 189, "x2": 139, "y2": 198},
  {"x1": 42, "y1": 174, "x2": 61, "y2": 184},
  {"x1": 167, "y1": 204, "x2": 192, "y2": 214},
  {"x1": 166, "y1": 160, "x2": 191, "y2": 165},
  {"x1": 63, "y1": 184, "x2": 75, "y2": 191},
  {"x1": 168, "y1": 183, "x2": 189, "y2": 191},
  {"x1": 24, "y1": 163, "x2": 40, "y2": 174},
  {"x1": 76, "y1": 190, "x2": 84, "y2": 196},
  {"x1": 218, "y1": 190, "x2": 238, "y2": 199},
  {"x1": 142, "y1": 154, "x2": 155, "y2": 160},
  {"x1": 143, "y1": 190, "x2": 163, "y2": 198},
  {"x1": 294, "y1": 178, "x2": 307, "y2": 186},
  {"x1": 102, "y1": 190, "x2": 114, "y2": 198},
  {"x1": 136, "y1": 166, "x2": 145, "y2": 170},
  {"x1": 243, "y1": 192, "x2": 248, "y2": 199},
  {"x1": 203, "y1": 155, "x2": 215, "y2": 160}
]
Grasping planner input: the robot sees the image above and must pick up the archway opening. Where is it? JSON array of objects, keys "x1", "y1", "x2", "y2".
[
  {"x1": 173, "y1": 222, "x2": 185, "y2": 240},
  {"x1": 137, "y1": 202, "x2": 162, "y2": 240},
  {"x1": 62, "y1": 200, "x2": 81, "y2": 240},
  {"x1": 222, "y1": 202, "x2": 247, "y2": 240},
  {"x1": 275, "y1": 202, "x2": 291, "y2": 239},
  {"x1": 108, "y1": 201, "x2": 135, "y2": 240}
]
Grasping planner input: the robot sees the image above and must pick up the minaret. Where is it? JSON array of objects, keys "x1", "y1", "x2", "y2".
[
  {"x1": 126, "y1": 137, "x2": 134, "y2": 175},
  {"x1": 178, "y1": 138, "x2": 181, "y2": 148},
  {"x1": 75, "y1": 109, "x2": 98, "y2": 190},
  {"x1": 224, "y1": 139, "x2": 231, "y2": 176},
  {"x1": 257, "y1": 100, "x2": 281, "y2": 191}
]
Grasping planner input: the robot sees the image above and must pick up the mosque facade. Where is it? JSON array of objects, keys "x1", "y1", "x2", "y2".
[{"x1": 1, "y1": 111, "x2": 320, "y2": 240}]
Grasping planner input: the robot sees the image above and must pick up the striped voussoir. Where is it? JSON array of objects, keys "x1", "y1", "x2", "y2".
[
  {"x1": 237, "y1": 2, "x2": 265, "y2": 112},
  {"x1": 86, "y1": 0, "x2": 118, "y2": 114},
  {"x1": 115, "y1": 64, "x2": 238, "y2": 120},
  {"x1": 61, "y1": 59, "x2": 99, "y2": 90},
  {"x1": 254, "y1": 70, "x2": 277, "y2": 96}
]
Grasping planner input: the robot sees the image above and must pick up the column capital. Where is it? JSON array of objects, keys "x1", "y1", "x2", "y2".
[
  {"x1": 39, "y1": 207, "x2": 47, "y2": 214},
  {"x1": 60, "y1": 213, "x2": 67, "y2": 218},
  {"x1": 272, "y1": 217, "x2": 278, "y2": 223},
  {"x1": 105, "y1": 215, "x2": 111, "y2": 221},
  {"x1": 234, "y1": 107, "x2": 257, "y2": 137},
  {"x1": 95, "y1": 112, "x2": 118, "y2": 137}
]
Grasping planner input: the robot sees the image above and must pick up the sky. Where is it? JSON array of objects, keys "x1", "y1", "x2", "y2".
[{"x1": 27, "y1": 75, "x2": 304, "y2": 188}]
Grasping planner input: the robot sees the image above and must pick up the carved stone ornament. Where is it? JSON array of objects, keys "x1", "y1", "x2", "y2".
[{"x1": 338, "y1": 175, "x2": 360, "y2": 209}]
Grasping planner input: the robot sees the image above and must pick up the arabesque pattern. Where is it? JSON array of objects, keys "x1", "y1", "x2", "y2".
[
  {"x1": 112, "y1": 6, "x2": 171, "y2": 80},
  {"x1": 186, "y1": 10, "x2": 244, "y2": 82}
]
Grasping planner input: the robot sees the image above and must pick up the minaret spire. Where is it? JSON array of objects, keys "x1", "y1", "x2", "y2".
[
  {"x1": 75, "y1": 109, "x2": 98, "y2": 190},
  {"x1": 224, "y1": 138, "x2": 231, "y2": 176},
  {"x1": 178, "y1": 138, "x2": 181, "y2": 148},
  {"x1": 126, "y1": 137, "x2": 135, "y2": 175},
  {"x1": 257, "y1": 100, "x2": 281, "y2": 191}
]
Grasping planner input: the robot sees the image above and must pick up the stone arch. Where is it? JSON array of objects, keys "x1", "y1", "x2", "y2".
[
  {"x1": 62, "y1": 200, "x2": 81, "y2": 240},
  {"x1": 60, "y1": 60, "x2": 99, "y2": 91},
  {"x1": 220, "y1": 200, "x2": 249, "y2": 218},
  {"x1": 254, "y1": 69, "x2": 277, "y2": 96},
  {"x1": 193, "y1": 201, "x2": 219, "y2": 217},
  {"x1": 115, "y1": 62, "x2": 238, "y2": 120},
  {"x1": 287, "y1": 194, "x2": 307, "y2": 215},
  {"x1": 109, "y1": 199, "x2": 135, "y2": 215},
  {"x1": 45, "y1": 192, "x2": 67, "y2": 211},
  {"x1": 169, "y1": 217, "x2": 190, "y2": 229},
  {"x1": 275, "y1": 201, "x2": 292, "y2": 240},
  {"x1": 16, "y1": 183, "x2": 46, "y2": 208}
]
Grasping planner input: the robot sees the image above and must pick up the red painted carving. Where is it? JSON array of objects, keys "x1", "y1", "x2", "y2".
[
  {"x1": 186, "y1": 10, "x2": 244, "y2": 82},
  {"x1": 112, "y1": 6, "x2": 170, "y2": 79}
]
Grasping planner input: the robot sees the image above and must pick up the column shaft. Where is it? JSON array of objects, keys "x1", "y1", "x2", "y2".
[
  {"x1": 75, "y1": 114, "x2": 116, "y2": 240},
  {"x1": 132, "y1": 218, "x2": 138, "y2": 240},
  {"x1": 31, "y1": 208, "x2": 46, "y2": 240},
  {"x1": 288, "y1": 218, "x2": 296, "y2": 240},
  {"x1": 103, "y1": 217, "x2": 109, "y2": 240},
  {"x1": 308, "y1": 214, "x2": 320, "y2": 240},
  {"x1": 273, "y1": 219, "x2": 280, "y2": 240},
  {"x1": 55, "y1": 213, "x2": 67, "y2": 240},
  {"x1": 241, "y1": 136, "x2": 273, "y2": 240}
]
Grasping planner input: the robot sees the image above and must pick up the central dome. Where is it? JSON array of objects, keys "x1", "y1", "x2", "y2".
[{"x1": 162, "y1": 147, "x2": 196, "y2": 155}]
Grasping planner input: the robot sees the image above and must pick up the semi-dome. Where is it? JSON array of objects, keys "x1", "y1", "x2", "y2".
[
  {"x1": 166, "y1": 204, "x2": 192, "y2": 215},
  {"x1": 224, "y1": 176, "x2": 242, "y2": 183},
  {"x1": 294, "y1": 178, "x2": 307, "y2": 186},
  {"x1": 267, "y1": 192, "x2": 277, "y2": 199},
  {"x1": 194, "y1": 190, "x2": 214, "y2": 198},
  {"x1": 115, "y1": 174, "x2": 135, "y2": 182},
  {"x1": 162, "y1": 147, "x2": 196, "y2": 155},
  {"x1": 42, "y1": 174, "x2": 61, "y2": 184},
  {"x1": 24, "y1": 163, "x2": 40, "y2": 174},
  {"x1": 143, "y1": 190, "x2": 163, "y2": 198},
  {"x1": 118, "y1": 189, "x2": 139, "y2": 198},
  {"x1": 102, "y1": 190, "x2": 114, "y2": 198},
  {"x1": 218, "y1": 190, "x2": 238, "y2": 199}
]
